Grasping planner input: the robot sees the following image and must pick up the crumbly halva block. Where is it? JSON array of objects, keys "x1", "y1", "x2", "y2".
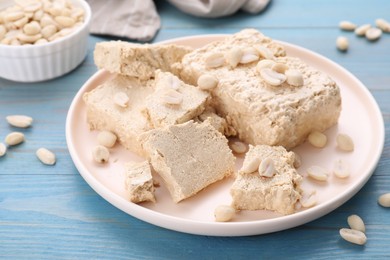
[
  {"x1": 140, "y1": 120, "x2": 235, "y2": 203},
  {"x1": 83, "y1": 75, "x2": 154, "y2": 156},
  {"x1": 143, "y1": 70, "x2": 210, "y2": 128},
  {"x1": 178, "y1": 29, "x2": 341, "y2": 149},
  {"x1": 194, "y1": 107, "x2": 237, "y2": 137},
  {"x1": 231, "y1": 145, "x2": 302, "y2": 215},
  {"x1": 125, "y1": 161, "x2": 156, "y2": 203},
  {"x1": 177, "y1": 29, "x2": 286, "y2": 85},
  {"x1": 94, "y1": 41, "x2": 193, "y2": 80}
]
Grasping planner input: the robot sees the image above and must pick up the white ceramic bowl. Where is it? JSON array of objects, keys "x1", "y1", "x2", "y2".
[{"x1": 0, "y1": 0, "x2": 91, "y2": 82}]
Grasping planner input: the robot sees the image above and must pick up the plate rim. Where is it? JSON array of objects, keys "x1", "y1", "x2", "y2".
[{"x1": 65, "y1": 34, "x2": 385, "y2": 236}]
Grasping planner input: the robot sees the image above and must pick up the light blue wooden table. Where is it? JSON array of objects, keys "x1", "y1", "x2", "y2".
[{"x1": 1, "y1": 0, "x2": 389, "y2": 258}]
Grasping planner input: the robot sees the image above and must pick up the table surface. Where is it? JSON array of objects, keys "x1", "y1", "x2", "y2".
[{"x1": 1, "y1": 0, "x2": 390, "y2": 259}]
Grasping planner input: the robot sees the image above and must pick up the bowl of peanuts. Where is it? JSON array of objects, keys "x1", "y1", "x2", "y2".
[{"x1": 0, "y1": 0, "x2": 91, "y2": 82}]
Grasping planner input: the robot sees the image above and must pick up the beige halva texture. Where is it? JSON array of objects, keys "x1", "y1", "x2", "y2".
[
  {"x1": 140, "y1": 120, "x2": 235, "y2": 203},
  {"x1": 178, "y1": 29, "x2": 341, "y2": 149},
  {"x1": 125, "y1": 160, "x2": 156, "y2": 203},
  {"x1": 94, "y1": 41, "x2": 193, "y2": 80},
  {"x1": 231, "y1": 145, "x2": 302, "y2": 215},
  {"x1": 83, "y1": 75, "x2": 154, "y2": 156},
  {"x1": 84, "y1": 29, "x2": 341, "y2": 215},
  {"x1": 143, "y1": 70, "x2": 210, "y2": 128}
]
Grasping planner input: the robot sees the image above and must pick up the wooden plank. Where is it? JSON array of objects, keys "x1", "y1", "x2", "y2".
[
  {"x1": 1, "y1": 174, "x2": 390, "y2": 258},
  {"x1": 156, "y1": 0, "x2": 390, "y2": 28}
]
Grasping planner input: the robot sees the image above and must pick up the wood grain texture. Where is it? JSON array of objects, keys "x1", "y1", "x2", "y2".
[{"x1": 1, "y1": 0, "x2": 390, "y2": 258}]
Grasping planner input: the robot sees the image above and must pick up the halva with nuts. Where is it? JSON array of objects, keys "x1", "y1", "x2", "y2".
[{"x1": 83, "y1": 29, "x2": 343, "y2": 217}]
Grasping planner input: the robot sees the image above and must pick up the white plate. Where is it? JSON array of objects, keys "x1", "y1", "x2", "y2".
[{"x1": 65, "y1": 35, "x2": 385, "y2": 236}]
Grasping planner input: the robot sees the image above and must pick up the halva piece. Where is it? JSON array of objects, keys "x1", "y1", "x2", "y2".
[
  {"x1": 140, "y1": 121, "x2": 235, "y2": 203},
  {"x1": 125, "y1": 161, "x2": 156, "y2": 203},
  {"x1": 94, "y1": 41, "x2": 193, "y2": 80},
  {"x1": 178, "y1": 29, "x2": 341, "y2": 149},
  {"x1": 83, "y1": 75, "x2": 154, "y2": 156},
  {"x1": 143, "y1": 70, "x2": 210, "y2": 128},
  {"x1": 231, "y1": 145, "x2": 302, "y2": 215}
]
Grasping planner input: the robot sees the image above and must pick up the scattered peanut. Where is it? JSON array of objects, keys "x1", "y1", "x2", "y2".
[
  {"x1": 307, "y1": 166, "x2": 329, "y2": 182},
  {"x1": 300, "y1": 190, "x2": 317, "y2": 208},
  {"x1": 333, "y1": 159, "x2": 350, "y2": 178},
  {"x1": 229, "y1": 140, "x2": 247, "y2": 154},
  {"x1": 339, "y1": 21, "x2": 357, "y2": 31},
  {"x1": 375, "y1": 18, "x2": 390, "y2": 33},
  {"x1": 339, "y1": 228, "x2": 367, "y2": 245},
  {"x1": 214, "y1": 205, "x2": 235, "y2": 222},
  {"x1": 6, "y1": 115, "x2": 33, "y2": 128},
  {"x1": 355, "y1": 24, "x2": 371, "y2": 36},
  {"x1": 365, "y1": 27, "x2": 382, "y2": 41},
  {"x1": 97, "y1": 130, "x2": 117, "y2": 148},
  {"x1": 336, "y1": 133, "x2": 354, "y2": 152},
  {"x1": 36, "y1": 147, "x2": 56, "y2": 165},
  {"x1": 336, "y1": 36, "x2": 349, "y2": 51},
  {"x1": 0, "y1": 142, "x2": 6, "y2": 157},
  {"x1": 92, "y1": 145, "x2": 110, "y2": 163},
  {"x1": 308, "y1": 131, "x2": 327, "y2": 148},
  {"x1": 378, "y1": 193, "x2": 390, "y2": 207},
  {"x1": 347, "y1": 214, "x2": 365, "y2": 233},
  {"x1": 5, "y1": 132, "x2": 25, "y2": 146}
]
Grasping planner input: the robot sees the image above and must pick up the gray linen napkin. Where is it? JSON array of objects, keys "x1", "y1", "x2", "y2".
[
  {"x1": 87, "y1": 0, "x2": 270, "y2": 41},
  {"x1": 87, "y1": 0, "x2": 161, "y2": 41},
  {"x1": 167, "y1": 0, "x2": 270, "y2": 18}
]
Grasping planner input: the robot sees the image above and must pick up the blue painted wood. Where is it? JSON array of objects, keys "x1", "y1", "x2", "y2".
[{"x1": 1, "y1": 0, "x2": 390, "y2": 258}]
